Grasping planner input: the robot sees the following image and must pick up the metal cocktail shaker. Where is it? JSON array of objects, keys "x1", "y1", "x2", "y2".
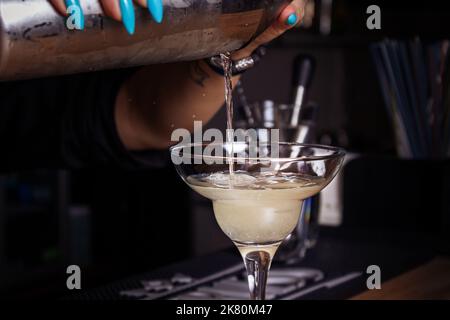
[{"x1": 0, "y1": 0, "x2": 289, "y2": 81}]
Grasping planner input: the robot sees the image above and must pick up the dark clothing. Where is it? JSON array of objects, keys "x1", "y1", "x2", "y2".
[{"x1": 0, "y1": 69, "x2": 166, "y2": 171}]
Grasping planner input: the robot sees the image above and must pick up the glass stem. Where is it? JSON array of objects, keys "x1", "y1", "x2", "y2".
[{"x1": 243, "y1": 250, "x2": 272, "y2": 300}]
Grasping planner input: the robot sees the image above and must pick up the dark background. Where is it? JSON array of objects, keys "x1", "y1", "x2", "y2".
[{"x1": 1, "y1": 0, "x2": 449, "y2": 299}]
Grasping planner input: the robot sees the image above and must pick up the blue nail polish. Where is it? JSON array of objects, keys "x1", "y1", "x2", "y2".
[
  {"x1": 65, "y1": 0, "x2": 84, "y2": 30},
  {"x1": 147, "y1": 0, "x2": 164, "y2": 24},
  {"x1": 286, "y1": 13, "x2": 297, "y2": 26},
  {"x1": 120, "y1": 0, "x2": 135, "y2": 35}
]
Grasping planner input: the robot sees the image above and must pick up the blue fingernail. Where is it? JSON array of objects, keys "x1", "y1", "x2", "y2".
[
  {"x1": 65, "y1": 0, "x2": 84, "y2": 30},
  {"x1": 120, "y1": 0, "x2": 135, "y2": 35},
  {"x1": 286, "y1": 13, "x2": 297, "y2": 26},
  {"x1": 147, "y1": 0, "x2": 164, "y2": 23}
]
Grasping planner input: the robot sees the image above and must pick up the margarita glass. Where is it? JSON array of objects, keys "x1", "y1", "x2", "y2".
[{"x1": 171, "y1": 142, "x2": 344, "y2": 300}]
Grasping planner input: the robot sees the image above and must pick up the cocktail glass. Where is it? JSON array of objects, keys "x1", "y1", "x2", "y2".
[{"x1": 170, "y1": 142, "x2": 345, "y2": 300}]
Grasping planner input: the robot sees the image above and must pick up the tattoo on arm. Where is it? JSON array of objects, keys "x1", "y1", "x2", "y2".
[{"x1": 189, "y1": 61, "x2": 210, "y2": 87}]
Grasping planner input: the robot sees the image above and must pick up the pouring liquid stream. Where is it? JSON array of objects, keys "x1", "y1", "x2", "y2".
[{"x1": 220, "y1": 53, "x2": 235, "y2": 186}]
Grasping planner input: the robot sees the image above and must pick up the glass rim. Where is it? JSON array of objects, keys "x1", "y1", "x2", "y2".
[{"x1": 170, "y1": 142, "x2": 345, "y2": 162}]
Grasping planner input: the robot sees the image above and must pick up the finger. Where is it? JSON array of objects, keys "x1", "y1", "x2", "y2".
[
  {"x1": 122, "y1": 0, "x2": 164, "y2": 24},
  {"x1": 274, "y1": 0, "x2": 305, "y2": 32},
  {"x1": 232, "y1": 1, "x2": 305, "y2": 59},
  {"x1": 146, "y1": 0, "x2": 164, "y2": 23},
  {"x1": 50, "y1": 0, "x2": 67, "y2": 16},
  {"x1": 100, "y1": 0, "x2": 122, "y2": 21},
  {"x1": 100, "y1": 0, "x2": 135, "y2": 34}
]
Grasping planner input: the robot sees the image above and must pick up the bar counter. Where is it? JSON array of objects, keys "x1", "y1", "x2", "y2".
[{"x1": 69, "y1": 228, "x2": 444, "y2": 300}]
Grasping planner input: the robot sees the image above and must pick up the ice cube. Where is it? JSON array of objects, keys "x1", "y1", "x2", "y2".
[
  {"x1": 207, "y1": 172, "x2": 231, "y2": 187},
  {"x1": 232, "y1": 172, "x2": 257, "y2": 187},
  {"x1": 206, "y1": 172, "x2": 257, "y2": 188},
  {"x1": 312, "y1": 162, "x2": 325, "y2": 177}
]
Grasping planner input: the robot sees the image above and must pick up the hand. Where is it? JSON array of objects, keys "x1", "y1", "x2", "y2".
[
  {"x1": 232, "y1": 0, "x2": 306, "y2": 60},
  {"x1": 49, "y1": 0, "x2": 304, "y2": 44},
  {"x1": 49, "y1": 0, "x2": 164, "y2": 34}
]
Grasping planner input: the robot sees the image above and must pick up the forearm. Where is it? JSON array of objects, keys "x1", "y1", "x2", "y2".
[{"x1": 116, "y1": 60, "x2": 240, "y2": 150}]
